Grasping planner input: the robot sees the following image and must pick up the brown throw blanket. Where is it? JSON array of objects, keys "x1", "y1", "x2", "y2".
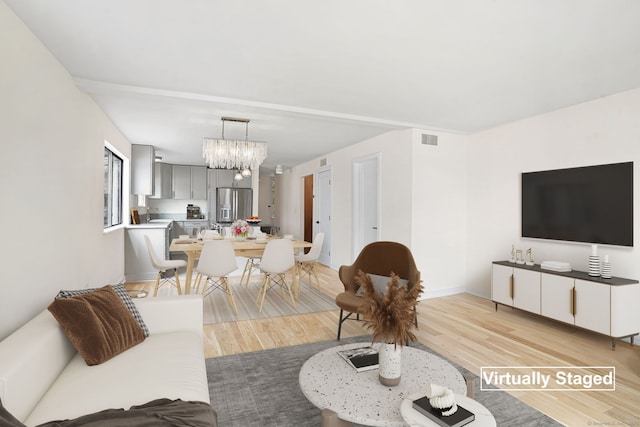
[{"x1": 1, "y1": 399, "x2": 217, "y2": 427}]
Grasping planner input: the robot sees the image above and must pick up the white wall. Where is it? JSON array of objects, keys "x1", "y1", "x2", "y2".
[
  {"x1": 257, "y1": 174, "x2": 275, "y2": 225},
  {"x1": 280, "y1": 129, "x2": 415, "y2": 270},
  {"x1": 0, "y1": 3, "x2": 131, "y2": 340},
  {"x1": 279, "y1": 128, "x2": 468, "y2": 298},
  {"x1": 466, "y1": 89, "x2": 640, "y2": 298},
  {"x1": 410, "y1": 130, "x2": 469, "y2": 297}
]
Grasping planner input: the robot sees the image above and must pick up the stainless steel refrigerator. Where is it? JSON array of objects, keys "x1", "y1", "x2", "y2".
[{"x1": 216, "y1": 187, "x2": 252, "y2": 224}]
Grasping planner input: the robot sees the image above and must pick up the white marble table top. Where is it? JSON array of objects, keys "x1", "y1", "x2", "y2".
[{"x1": 299, "y1": 342, "x2": 467, "y2": 427}]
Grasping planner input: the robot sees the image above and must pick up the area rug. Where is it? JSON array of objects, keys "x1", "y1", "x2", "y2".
[
  {"x1": 202, "y1": 278, "x2": 337, "y2": 324},
  {"x1": 205, "y1": 336, "x2": 563, "y2": 427},
  {"x1": 151, "y1": 257, "x2": 338, "y2": 324}
]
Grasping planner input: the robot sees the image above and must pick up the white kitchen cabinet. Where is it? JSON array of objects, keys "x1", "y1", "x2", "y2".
[
  {"x1": 172, "y1": 165, "x2": 207, "y2": 199},
  {"x1": 131, "y1": 144, "x2": 155, "y2": 195},
  {"x1": 150, "y1": 162, "x2": 172, "y2": 199},
  {"x1": 492, "y1": 261, "x2": 639, "y2": 348},
  {"x1": 574, "y1": 279, "x2": 610, "y2": 336},
  {"x1": 541, "y1": 274, "x2": 575, "y2": 324}
]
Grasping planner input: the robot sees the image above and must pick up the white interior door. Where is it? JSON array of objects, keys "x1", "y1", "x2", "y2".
[
  {"x1": 352, "y1": 154, "x2": 380, "y2": 259},
  {"x1": 316, "y1": 169, "x2": 332, "y2": 266}
]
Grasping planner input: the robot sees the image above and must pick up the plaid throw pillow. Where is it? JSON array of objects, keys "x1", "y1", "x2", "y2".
[{"x1": 56, "y1": 284, "x2": 149, "y2": 337}]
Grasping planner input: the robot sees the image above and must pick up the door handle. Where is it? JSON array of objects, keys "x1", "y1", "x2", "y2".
[
  {"x1": 372, "y1": 227, "x2": 378, "y2": 230},
  {"x1": 316, "y1": 221, "x2": 320, "y2": 224},
  {"x1": 509, "y1": 274, "x2": 514, "y2": 299}
]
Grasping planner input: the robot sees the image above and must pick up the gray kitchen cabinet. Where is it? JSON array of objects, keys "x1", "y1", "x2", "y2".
[
  {"x1": 191, "y1": 166, "x2": 207, "y2": 199},
  {"x1": 131, "y1": 144, "x2": 155, "y2": 195},
  {"x1": 216, "y1": 169, "x2": 251, "y2": 188},
  {"x1": 150, "y1": 162, "x2": 172, "y2": 199},
  {"x1": 172, "y1": 165, "x2": 191, "y2": 199},
  {"x1": 216, "y1": 169, "x2": 234, "y2": 188},
  {"x1": 172, "y1": 165, "x2": 207, "y2": 199},
  {"x1": 173, "y1": 220, "x2": 209, "y2": 238},
  {"x1": 235, "y1": 172, "x2": 252, "y2": 188}
]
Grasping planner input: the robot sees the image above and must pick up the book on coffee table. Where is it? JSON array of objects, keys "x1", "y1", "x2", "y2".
[
  {"x1": 412, "y1": 396, "x2": 475, "y2": 427},
  {"x1": 337, "y1": 346, "x2": 378, "y2": 372}
]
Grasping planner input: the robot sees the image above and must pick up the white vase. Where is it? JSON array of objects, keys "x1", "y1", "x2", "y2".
[{"x1": 378, "y1": 343, "x2": 402, "y2": 386}]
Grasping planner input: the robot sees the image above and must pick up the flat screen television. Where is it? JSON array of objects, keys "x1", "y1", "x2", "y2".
[{"x1": 521, "y1": 162, "x2": 633, "y2": 247}]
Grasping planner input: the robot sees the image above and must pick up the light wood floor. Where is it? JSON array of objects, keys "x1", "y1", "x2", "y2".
[{"x1": 127, "y1": 264, "x2": 640, "y2": 426}]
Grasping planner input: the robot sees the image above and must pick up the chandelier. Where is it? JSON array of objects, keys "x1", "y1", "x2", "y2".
[{"x1": 203, "y1": 117, "x2": 267, "y2": 173}]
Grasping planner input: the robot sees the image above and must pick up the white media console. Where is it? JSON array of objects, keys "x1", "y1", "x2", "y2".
[{"x1": 491, "y1": 261, "x2": 639, "y2": 349}]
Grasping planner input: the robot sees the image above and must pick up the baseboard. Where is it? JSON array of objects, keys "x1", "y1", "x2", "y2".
[
  {"x1": 420, "y1": 286, "x2": 466, "y2": 299},
  {"x1": 419, "y1": 288, "x2": 491, "y2": 301},
  {"x1": 464, "y1": 288, "x2": 491, "y2": 300}
]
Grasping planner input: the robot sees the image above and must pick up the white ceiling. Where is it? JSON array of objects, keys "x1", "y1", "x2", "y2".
[{"x1": 6, "y1": 0, "x2": 640, "y2": 172}]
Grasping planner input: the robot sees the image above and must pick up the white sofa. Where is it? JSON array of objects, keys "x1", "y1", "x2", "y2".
[{"x1": 0, "y1": 294, "x2": 214, "y2": 426}]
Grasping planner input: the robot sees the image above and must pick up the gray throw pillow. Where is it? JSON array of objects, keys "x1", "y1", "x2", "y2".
[{"x1": 356, "y1": 273, "x2": 409, "y2": 296}]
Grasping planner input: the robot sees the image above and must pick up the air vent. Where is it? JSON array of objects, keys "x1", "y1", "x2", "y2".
[
  {"x1": 320, "y1": 158, "x2": 328, "y2": 167},
  {"x1": 421, "y1": 134, "x2": 438, "y2": 146}
]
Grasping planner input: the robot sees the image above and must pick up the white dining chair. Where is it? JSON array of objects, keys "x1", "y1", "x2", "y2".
[
  {"x1": 295, "y1": 232, "x2": 325, "y2": 295},
  {"x1": 200, "y1": 229, "x2": 219, "y2": 239},
  {"x1": 240, "y1": 251, "x2": 263, "y2": 287},
  {"x1": 193, "y1": 240, "x2": 239, "y2": 314},
  {"x1": 255, "y1": 238, "x2": 296, "y2": 312},
  {"x1": 144, "y1": 235, "x2": 186, "y2": 297}
]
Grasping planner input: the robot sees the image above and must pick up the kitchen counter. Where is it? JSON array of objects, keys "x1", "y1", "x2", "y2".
[
  {"x1": 125, "y1": 221, "x2": 174, "y2": 281},
  {"x1": 126, "y1": 222, "x2": 172, "y2": 229}
]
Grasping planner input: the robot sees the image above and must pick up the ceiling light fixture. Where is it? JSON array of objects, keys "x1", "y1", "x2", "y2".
[
  {"x1": 275, "y1": 164, "x2": 284, "y2": 175},
  {"x1": 234, "y1": 170, "x2": 243, "y2": 181},
  {"x1": 203, "y1": 117, "x2": 267, "y2": 172}
]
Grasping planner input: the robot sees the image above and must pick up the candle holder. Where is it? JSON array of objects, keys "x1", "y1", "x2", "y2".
[
  {"x1": 601, "y1": 256, "x2": 612, "y2": 279},
  {"x1": 588, "y1": 245, "x2": 600, "y2": 277}
]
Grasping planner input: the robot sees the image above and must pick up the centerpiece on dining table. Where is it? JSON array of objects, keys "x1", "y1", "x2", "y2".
[{"x1": 231, "y1": 219, "x2": 250, "y2": 240}]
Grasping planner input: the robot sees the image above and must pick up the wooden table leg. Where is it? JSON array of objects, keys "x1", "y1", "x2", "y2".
[
  {"x1": 321, "y1": 409, "x2": 352, "y2": 427},
  {"x1": 184, "y1": 251, "x2": 196, "y2": 294}
]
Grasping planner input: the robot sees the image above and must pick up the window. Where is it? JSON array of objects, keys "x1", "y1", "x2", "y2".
[{"x1": 104, "y1": 146, "x2": 123, "y2": 228}]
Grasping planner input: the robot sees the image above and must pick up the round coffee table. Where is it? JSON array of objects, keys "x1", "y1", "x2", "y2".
[{"x1": 299, "y1": 342, "x2": 467, "y2": 426}]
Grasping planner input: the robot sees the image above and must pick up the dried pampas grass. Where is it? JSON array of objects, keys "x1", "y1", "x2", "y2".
[{"x1": 356, "y1": 270, "x2": 423, "y2": 347}]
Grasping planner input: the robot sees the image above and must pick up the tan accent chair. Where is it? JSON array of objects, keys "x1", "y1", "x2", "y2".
[{"x1": 335, "y1": 241, "x2": 421, "y2": 340}]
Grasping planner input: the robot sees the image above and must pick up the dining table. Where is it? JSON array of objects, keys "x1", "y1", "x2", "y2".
[{"x1": 169, "y1": 237, "x2": 312, "y2": 294}]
